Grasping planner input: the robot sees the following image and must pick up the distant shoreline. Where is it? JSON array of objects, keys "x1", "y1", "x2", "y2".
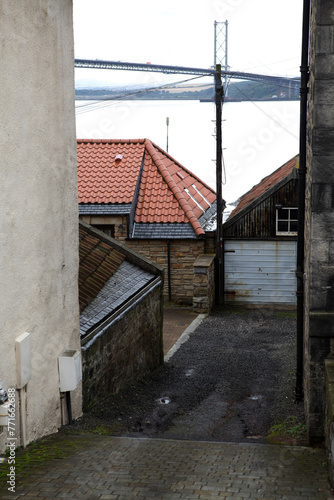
[
  {"x1": 75, "y1": 94, "x2": 300, "y2": 103},
  {"x1": 75, "y1": 79, "x2": 300, "y2": 102}
]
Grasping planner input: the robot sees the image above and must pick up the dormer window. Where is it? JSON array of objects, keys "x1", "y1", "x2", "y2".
[{"x1": 276, "y1": 207, "x2": 298, "y2": 236}]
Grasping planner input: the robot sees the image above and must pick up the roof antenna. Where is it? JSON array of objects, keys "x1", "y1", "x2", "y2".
[{"x1": 166, "y1": 117, "x2": 169, "y2": 152}]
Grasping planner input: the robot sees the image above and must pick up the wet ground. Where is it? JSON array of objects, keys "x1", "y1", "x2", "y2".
[
  {"x1": 74, "y1": 306, "x2": 306, "y2": 445},
  {"x1": 2, "y1": 306, "x2": 332, "y2": 499}
]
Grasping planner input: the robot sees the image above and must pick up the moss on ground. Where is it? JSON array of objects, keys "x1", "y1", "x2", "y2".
[
  {"x1": 274, "y1": 311, "x2": 297, "y2": 319},
  {"x1": 267, "y1": 415, "x2": 307, "y2": 445},
  {"x1": 0, "y1": 430, "x2": 98, "y2": 491}
]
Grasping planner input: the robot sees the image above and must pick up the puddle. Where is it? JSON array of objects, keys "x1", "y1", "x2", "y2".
[{"x1": 157, "y1": 397, "x2": 171, "y2": 404}]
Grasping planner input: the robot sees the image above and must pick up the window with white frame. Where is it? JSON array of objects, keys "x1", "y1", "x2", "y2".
[{"x1": 276, "y1": 207, "x2": 298, "y2": 236}]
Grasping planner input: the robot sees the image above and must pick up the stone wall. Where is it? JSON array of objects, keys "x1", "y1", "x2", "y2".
[
  {"x1": 80, "y1": 217, "x2": 215, "y2": 306},
  {"x1": 304, "y1": 0, "x2": 334, "y2": 442},
  {"x1": 324, "y1": 358, "x2": 334, "y2": 488},
  {"x1": 126, "y1": 238, "x2": 206, "y2": 305},
  {"x1": 193, "y1": 255, "x2": 216, "y2": 313},
  {"x1": 81, "y1": 281, "x2": 163, "y2": 409}
]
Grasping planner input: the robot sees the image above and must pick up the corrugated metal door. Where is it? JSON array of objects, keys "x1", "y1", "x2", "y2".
[{"x1": 224, "y1": 240, "x2": 297, "y2": 305}]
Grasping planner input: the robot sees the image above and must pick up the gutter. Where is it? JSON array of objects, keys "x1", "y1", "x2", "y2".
[{"x1": 295, "y1": 0, "x2": 310, "y2": 402}]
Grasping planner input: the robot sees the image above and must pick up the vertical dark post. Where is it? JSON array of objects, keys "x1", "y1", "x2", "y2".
[
  {"x1": 66, "y1": 391, "x2": 73, "y2": 425},
  {"x1": 166, "y1": 117, "x2": 169, "y2": 153},
  {"x1": 167, "y1": 240, "x2": 172, "y2": 301},
  {"x1": 215, "y1": 64, "x2": 224, "y2": 305},
  {"x1": 295, "y1": 0, "x2": 310, "y2": 402}
]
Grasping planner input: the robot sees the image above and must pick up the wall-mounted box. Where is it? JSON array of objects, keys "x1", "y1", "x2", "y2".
[
  {"x1": 0, "y1": 403, "x2": 9, "y2": 426},
  {"x1": 15, "y1": 332, "x2": 32, "y2": 389},
  {"x1": 58, "y1": 350, "x2": 82, "y2": 392}
]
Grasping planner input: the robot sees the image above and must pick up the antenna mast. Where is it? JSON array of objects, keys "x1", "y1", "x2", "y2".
[{"x1": 214, "y1": 20, "x2": 229, "y2": 94}]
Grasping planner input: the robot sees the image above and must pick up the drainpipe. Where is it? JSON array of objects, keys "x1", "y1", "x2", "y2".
[
  {"x1": 66, "y1": 391, "x2": 73, "y2": 425},
  {"x1": 295, "y1": 0, "x2": 310, "y2": 402},
  {"x1": 167, "y1": 240, "x2": 172, "y2": 301},
  {"x1": 19, "y1": 387, "x2": 27, "y2": 448}
]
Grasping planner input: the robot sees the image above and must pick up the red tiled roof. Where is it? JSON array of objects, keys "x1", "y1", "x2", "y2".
[
  {"x1": 77, "y1": 139, "x2": 145, "y2": 204},
  {"x1": 79, "y1": 226, "x2": 125, "y2": 312},
  {"x1": 228, "y1": 155, "x2": 298, "y2": 220},
  {"x1": 77, "y1": 139, "x2": 216, "y2": 236}
]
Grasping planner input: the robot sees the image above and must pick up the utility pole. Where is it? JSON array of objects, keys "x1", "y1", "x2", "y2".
[
  {"x1": 215, "y1": 64, "x2": 224, "y2": 305},
  {"x1": 166, "y1": 117, "x2": 169, "y2": 152}
]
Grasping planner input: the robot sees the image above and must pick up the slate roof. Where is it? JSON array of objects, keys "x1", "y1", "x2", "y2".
[
  {"x1": 228, "y1": 155, "x2": 298, "y2": 220},
  {"x1": 79, "y1": 204, "x2": 132, "y2": 215},
  {"x1": 77, "y1": 139, "x2": 216, "y2": 238},
  {"x1": 131, "y1": 222, "x2": 197, "y2": 239},
  {"x1": 79, "y1": 222, "x2": 158, "y2": 337}
]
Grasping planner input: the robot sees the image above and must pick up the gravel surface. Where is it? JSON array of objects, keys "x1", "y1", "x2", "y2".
[{"x1": 73, "y1": 306, "x2": 306, "y2": 445}]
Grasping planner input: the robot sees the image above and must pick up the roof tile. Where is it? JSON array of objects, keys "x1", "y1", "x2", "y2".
[
  {"x1": 228, "y1": 155, "x2": 298, "y2": 219},
  {"x1": 77, "y1": 138, "x2": 216, "y2": 236},
  {"x1": 78, "y1": 225, "x2": 126, "y2": 312}
]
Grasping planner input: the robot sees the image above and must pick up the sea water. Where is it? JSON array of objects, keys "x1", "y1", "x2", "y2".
[{"x1": 75, "y1": 99, "x2": 300, "y2": 207}]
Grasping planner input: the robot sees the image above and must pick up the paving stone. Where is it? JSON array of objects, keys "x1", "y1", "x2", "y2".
[{"x1": 0, "y1": 436, "x2": 332, "y2": 499}]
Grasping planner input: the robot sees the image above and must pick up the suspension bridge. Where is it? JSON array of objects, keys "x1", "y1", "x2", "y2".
[{"x1": 74, "y1": 58, "x2": 300, "y2": 99}]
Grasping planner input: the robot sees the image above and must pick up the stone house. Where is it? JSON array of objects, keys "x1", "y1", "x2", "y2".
[
  {"x1": 79, "y1": 222, "x2": 164, "y2": 409},
  {"x1": 223, "y1": 155, "x2": 298, "y2": 306},
  {"x1": 303, "y1": 0, "x2": 334, "y2": 445},
  {"x1": 0, "y1": 1, "x2": 81, "y2": 453},
  {"x1": 77, "y1": 138, "x2": 217, "y2": 307}
]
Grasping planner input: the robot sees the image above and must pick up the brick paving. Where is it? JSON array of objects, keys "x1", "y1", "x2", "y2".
[{"x1": 1, "y1": 435, "x2": 332, "y2": 499}]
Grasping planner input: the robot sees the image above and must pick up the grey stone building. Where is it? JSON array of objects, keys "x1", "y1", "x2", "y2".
[{"x1": 303, "y1": 0, "x2": 334, "y2": 442}]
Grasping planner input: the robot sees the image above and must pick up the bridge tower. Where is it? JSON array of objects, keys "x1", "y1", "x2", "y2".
[{"x1": 214, "y1": 20, "x2": 229, "y2": 94}]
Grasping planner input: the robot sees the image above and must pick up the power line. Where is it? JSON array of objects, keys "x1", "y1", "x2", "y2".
[
  {"x1": 229, "y1": 83, "x2": 298, "y2": 139},
  {"x1": 75, "y1": 74, "x2": 208, "y2": 115}
]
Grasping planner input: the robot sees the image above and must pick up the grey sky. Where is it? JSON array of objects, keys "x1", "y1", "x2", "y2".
[{"x1": 73, "y1": 0, "x2": 303, "y2": 85}]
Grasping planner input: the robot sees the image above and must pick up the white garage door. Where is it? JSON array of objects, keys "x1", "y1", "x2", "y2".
[{"x1": 224, "y1": 240, "x2": 297, "y2": 305}]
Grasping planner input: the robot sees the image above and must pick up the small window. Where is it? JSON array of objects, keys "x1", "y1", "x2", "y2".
[
  {"x1": 276, "y1": 207, "x2": 298, "y2": 236},
  {"x1": 92, "y1": 225, "x2": 115, "y2": 238}
]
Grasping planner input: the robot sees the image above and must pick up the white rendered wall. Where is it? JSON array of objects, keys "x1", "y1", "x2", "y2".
[{"x1": 0, "y1": 1, "x2": 81, "y2": 452}]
